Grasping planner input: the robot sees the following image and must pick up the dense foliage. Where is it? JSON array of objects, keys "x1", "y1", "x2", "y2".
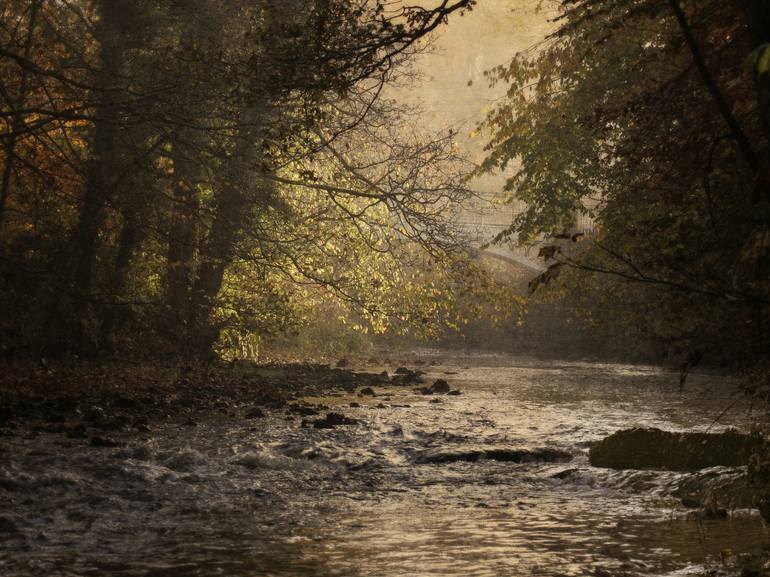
[
  {"x1": 0, "y1": 0, "x2": 528, "y2": 360},
  {"x1": 481, "y1": 0, "x2": 770, "y2": 373}
]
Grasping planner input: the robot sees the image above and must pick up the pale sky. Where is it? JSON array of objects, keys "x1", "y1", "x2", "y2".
[
  {"x1": 405, "y1": 0, "x2": 554, "y2": 159},
  {"x1": 393, "y1": 0, "x2": 555, "y2": 218}
]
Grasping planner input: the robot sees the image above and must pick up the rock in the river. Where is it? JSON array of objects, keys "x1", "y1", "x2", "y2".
[
  {"x1": 550, "y1": 468, "x2": 579, "y2": 480},
  {"x1": 673, "y1": 467, "x2": 754, "y2": 509},
  {"x1": 0, "y1": 406, "x2": 16, "y2": 424},
  {"x1": 359, "y1": 387, "x2": 376, "y2": 397},
  {"x1": 91, "y1": 436, "x2": 123, "y2": 449},
  {"x1": 312, "y1": 412, "x2": 358, "y2": 429},
  {"x1": 392, "y1": 367, "x2": 425, "y2": 385},
  {"x1": 0, "y1": 516, "x2": 19, "y2": 534},
  {"x1": 431, "y1": 379, "x2": 450, "y2": 394},
  {"x1": 66, "y1": 423, "x2": 88, "y2": 439},
  {"x1": 89, "y1": 435, "x2": 122, "y2": 448},
  {"x1": 251, "y1": 387, "x2": 288, "y2": 409},
  {"x1": 287, "y1": 404, "x2": 318, "y2": 416},
  {"x1": 688, "y1": 505, "x2": 728, "y2": 520},
  {"x1": 680, "y1": 497, "x2": 702, "y2": 509},
  {"x1": 416, "y1": 447, "x2": 572, "y2": 465},
  {"x1": 447, "y1": 390, "x2": 462, "y2": 396},
  {"x1": 589, "y1": 427, "x2": 762, "y2": 471},
  {"x1": 245, "y1": 407, "x2": 265, "y2": 418},
  {"x1": 83, "y1": 407, "x2": 106, "y2": 423}
]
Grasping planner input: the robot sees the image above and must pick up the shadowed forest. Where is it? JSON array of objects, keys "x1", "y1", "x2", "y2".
[
  {"x1": 2, "y1": 0, "x2": 770, "y2": 370},
  {"x1": 3, "y1": 1, "x2": 770, "y2": 576}
]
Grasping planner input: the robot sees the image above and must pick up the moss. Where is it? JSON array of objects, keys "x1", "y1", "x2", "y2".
[{"x1": 589, "y1": 427, "x2": 763, "y2": 471}]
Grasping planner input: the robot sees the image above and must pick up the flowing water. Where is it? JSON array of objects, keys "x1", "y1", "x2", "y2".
[{"x1": 1, "y1": 354, "x2": 767, "y2": 576}]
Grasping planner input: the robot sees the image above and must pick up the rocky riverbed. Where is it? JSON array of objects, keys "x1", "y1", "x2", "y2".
[{"x1": 0, "y1": 354, "x2": 767, "y2": 576}]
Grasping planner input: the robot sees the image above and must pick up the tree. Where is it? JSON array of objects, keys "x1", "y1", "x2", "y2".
[
  {"x1": 0, "y1": 0, "x2": 483, "y2": 358},
  {"x1": 478, "y1": 0, "x2": 770, "y2": 368}
]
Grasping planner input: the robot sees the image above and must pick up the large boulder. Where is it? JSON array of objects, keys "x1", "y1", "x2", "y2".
[{"x1": 589, "y1": 427, "x2": 762, "y2": 471}]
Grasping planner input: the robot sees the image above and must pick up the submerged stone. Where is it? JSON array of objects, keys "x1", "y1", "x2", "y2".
[
  {"x1": 415, "y1": 447, "x2": 572, "y2": 465},
  {"x1": 430, "y1": 379, "x2": 450, "y2": 394},
  {"x1": 312, "y1": 412, "x2": 358, "y2": 429},
  {"x1": 589, "y1": 427, "x2": 762, "y2": 471},
  {"x1": 89, "y1": 435, "x2": 122, "y2": 448},
  {"x1": 550, "y1": 468, "x2": 580, "y2": 480},
  {"x1": 391, "y1": 367, "x2": 425, "y2": 386},
  {"x1": 287, "y1": 404, "x2": 318, "y2": 416},
  {"x1": 66, "y1": 423, "x2": 88, "y2": 439},
  {"x1": 0, "y1": 516, "x2": 19, "y2": 533}
]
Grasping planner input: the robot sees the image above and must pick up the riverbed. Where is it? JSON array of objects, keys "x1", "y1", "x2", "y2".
[{"x1": 0, "y1": 354, "x2": 766, "y2": 576}]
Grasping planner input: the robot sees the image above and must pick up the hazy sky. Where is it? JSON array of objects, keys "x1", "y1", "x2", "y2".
[
  {"x1": 404, "y1": 0, "x2": 554, "y2": 160},
  {"x1": 390, "y1": 0, "x2": 555, "y2": 218}
]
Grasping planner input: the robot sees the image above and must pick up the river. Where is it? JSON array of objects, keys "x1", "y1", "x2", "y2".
[{"x1": 0, "y1": 353, "x2": 766, "y2": 576}]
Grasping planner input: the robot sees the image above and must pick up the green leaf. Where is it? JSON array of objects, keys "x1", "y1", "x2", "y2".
[{"x1": 747, "y1": 44, "x2": 770, "y2": 78}]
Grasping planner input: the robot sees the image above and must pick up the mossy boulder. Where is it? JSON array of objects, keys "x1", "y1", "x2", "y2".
[{"x1": 589, "y1": 427, "x2": 763, "y2": 471}]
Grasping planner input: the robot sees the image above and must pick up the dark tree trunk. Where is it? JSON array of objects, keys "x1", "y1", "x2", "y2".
[
  {"x1": 46, "y1": 0, "x2": 130, "y2": 351},
  {"x1": 166, "y1": 133, "x2": 200, "y2": 333},
  {"x1": 0, "y1": 1, "x2": 40, "y2": 232},
  {"x1": 668, "y1": 0, "x2": 759, "y2": 174},
  {"x1": 70, "y1": 0, "x2": 128, "y2": 306},
  {"x1": 741, "y1": 1, "x2": 770, "y2": 144},
  {"x1": 99, "y1": 215, "x2": 141, "y2": 350},
  {"x1": 185, "y1": 105, "x2": 273, "y2": 357},
  {"x1": 185, "y1": 172, "x2": 249, "y2": 357}
]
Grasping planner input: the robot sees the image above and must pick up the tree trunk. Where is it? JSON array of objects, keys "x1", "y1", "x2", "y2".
[
  {"x1": 185, "y1": 107, "x2": 273, "y2": 357},
  {"x1": 46, "y1": 0, "x2": 130, "y2": 352},
  {"x1": 0, "y1": 0, "x2": 40, "y2": 232},
  {"x1": 741, "y1": 1, "x2": 770, "y2": 144},
  {"x1": 668, "y1": 0, "x2": 759, "y2": 174},
  {"x1": 166, "y1": 132, "x2": 200, "y2": 335},
  {"x1": 185, "y1": 167, "x2": 249, "y2": 357},
  {"x1": 70, "y1": 0, "x2": 127, "y2": 306},
  {"x1": 99, "y1": 215, "x2": 141, "y2": 351}
]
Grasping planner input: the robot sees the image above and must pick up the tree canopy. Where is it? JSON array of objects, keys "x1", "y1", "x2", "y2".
[
  {"x1": 0, "y1": 0, "x2": 525, "y2": 360},
  {"x1": 479, "y1": 0, "x2": 770, "y2": 372}
]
